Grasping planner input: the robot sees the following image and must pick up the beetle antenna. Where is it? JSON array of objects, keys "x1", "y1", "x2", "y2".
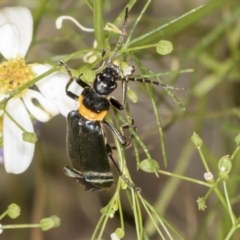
[
  {"x1": 120, "y1": 77, "x2": 186, "y2": 90},
  {"x1": 107, "y1": 8, "x2": 129, "y2": 65}
]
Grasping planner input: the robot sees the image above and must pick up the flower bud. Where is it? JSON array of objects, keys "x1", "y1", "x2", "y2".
[
  {"x1": 40, "y1": 215, "x2": 60, "y2": 231},
  {"x1": 139, "y1": 159, "x2": 160, "y2": 173},
  {"x1": 127, "y1": 88, "x2": 138, "y2": 103},
  {"x1": 218, "y1": 155, "x2": 232, "y2": 174},
  {"x1": 109, "y1": 210, "x2": 115, "y2": 219},
  {"x1": 191, "y1": 132, "x2": 203, "y2": 149},
  {"x1": 7, "y1": 203, "x2": 20, "y2": 219},
  {"x1": 110, "y1": 228, "x2": 125, "y2": 240},
  {"x1": 112, "y1": 202, "x2": 119, "y2": 211},
  {"x1": 22, "y1": 132, "x2": 38, "y2": 143},
  {"x1": 156, "y1": 40, "x2": 173, "y2": 55},
  {"x1": 196, "y1": 197, "x2": 207, "y2": 211},
  {"x1": 218, "y1": 155, "x2": 232, "y2": 180}
]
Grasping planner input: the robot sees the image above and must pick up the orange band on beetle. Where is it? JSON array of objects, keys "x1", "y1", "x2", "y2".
[{"x1": 78, "y1": 95, "x2": 107, "y2": 121}]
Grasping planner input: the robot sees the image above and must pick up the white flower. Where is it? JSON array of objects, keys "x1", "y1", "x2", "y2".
[
  {"x1": 110, "y1": 233, "x2": 120, "y2": 240},
  {"x1": 0, "y1": 6, "x2": 75, "y2": 174},
  {"x1": 110, "y1": 228, "x2": 124, "y2": 240},
  {"x1": 204, "y1": 172, "x2": 213, "y2": 181}
]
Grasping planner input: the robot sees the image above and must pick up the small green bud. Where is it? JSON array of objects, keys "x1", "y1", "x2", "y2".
[
  {"x1": 156, "y1": 40, "x2": 173, "y2": 55},
  {"x1": 111, "y1": 228, "x2": 125, "y2": 240},
  {"x1": 112, "y1": 202, "x2": 119, "y2": 211},
  {"x1": 7, "y1": 203, "x2": 20, "y2": 219},
  {"x1": 196, "y1": 197, "x2": 207, "y2": 211},
  {"x1": 109, "y1": 201, "x2": 118, "y2": 218},
  {"x1": 81, "y1": 69, "x2": 96, "y2": 83},
  {"x1": 127, "y1": 87, "x2": 138, "y2": 103},
  {"x1": 100, "y1": 205, "x2": 108, "y2": 215},
  {"x1": 139, "y1": 159, "x2": 160, "y2": 174},
  {"x1": 218, "y1": 155, "x2": 232, "y2": 173},
  {"x1": 109, "y1": 210, "x2": 115, "y2": 219},
  {"x1": 115, "y1": 228, "x2": 125, "y2": 238},
  {"x1": 22, "y1": 132, "x2": 38, "y2": 143},
  {"x1": 235, "y1": 133, "x2": 240, "y2": 146},
  {"x1": 191, "y1": 132, "x2": 203, "y2": 149},
  {"x1": 40, "y1": 215, "x2": 60, "y2": 231},
  {"x1": 218, "y1": 155, "x2": 232, "y2": 180},
  {"x1": 119, "y1": 61, "x2": 128, "y2": 72}
]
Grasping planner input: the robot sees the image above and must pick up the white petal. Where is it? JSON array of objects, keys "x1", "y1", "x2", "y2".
[
  {"x1": 0, "y1": 7, "x2": 33, "y2": 58},
  {"x1": 22, "y1": 89, "x2": 59, "y2": 122},
  {"x1": 0, "y1": 23, "x2": 19, "y2": 59},
  {"x1": 3, "y1": 98, "x2": 34, "y2": 174},
  {"x1": 0, "y1": 94, "x2": 5, "y2": 101},
  {"x1": 32, "y1": 64, "x2": 78, "y2": 117}
]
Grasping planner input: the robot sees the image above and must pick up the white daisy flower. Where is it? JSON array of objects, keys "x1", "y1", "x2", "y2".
[{"x1": 0, "y1": 6, "x2": 75, "y2": 174}]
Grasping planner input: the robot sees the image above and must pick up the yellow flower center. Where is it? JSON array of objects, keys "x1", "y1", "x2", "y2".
[{"x1": 0, "y1": 57, "x2": 35, "y2": 97}]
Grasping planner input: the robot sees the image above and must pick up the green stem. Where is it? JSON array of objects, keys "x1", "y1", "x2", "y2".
[
  {"x1": 0, "y1": 210, "x2": 8, "y2": 221},
  {"x1": 225, "y1": 225, "x2": 237, "y2": 240},
  {"x1": 3, "y1": 109, "x2": 28, "y2": 133},
  {"x1": 115, "y1": 113, "x2": 152, "y2": 159},
  {"x1": 131, "y1": 191, "x2": 141, "y2": 240},
  {"x1": 159, "y1": 170, "x2": 211, "y2": 187},
  {"x1": 119, "y1": 44, "x2": 157, "y2": 53},
  {"x1": 198, "y1": 148, "x2": 211, "y2": 172},
  {"x1": 124, "y1": 0, "x2": 152, "y2": 46},
  {"x1": 2, "y1": 224, "x2": 40, "y2": 229},
  {"x1": 213, "y1": 187, "x2": 229, "y2": 212},
  {"x1": 140, "y1": 197, "x2": 166, "y2": 239},
  {"x1": 223, "y1": 181, "x2": 235, "y2": 224},
  {"x1": 117, "y1": 195, "x2": 124, "y2": 231},
  {"x1": 145, "y1": 140, "x2": 195, "y2": 235},
  {"x1": 146, "y1": 83, "x2": 167, "y2": 166},
  {"x1": 230, "y1": 146, "x2": 240, "y2": 161},
  {"x1": 93, "y1": 0, "x2": 105, "y2": 49},
  {"x1": 94, "y1": 200, "x2": 113, "y2": 239}
]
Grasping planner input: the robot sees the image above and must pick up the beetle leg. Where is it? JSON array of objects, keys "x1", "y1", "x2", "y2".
[
  {"x1": 58, "y1": 60, "x2": 90, "y2": 100},
  {"x1": 106, "y1": 144, "x2": 141, "y2": 193},
  {"x1": 104, "y1": 117, "x2": 136, "y2": 148},
  {"x1": 109, "y1": 79, "x2": 128, "y2": 110}
]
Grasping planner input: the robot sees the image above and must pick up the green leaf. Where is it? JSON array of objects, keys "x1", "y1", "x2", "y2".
[
  {"x1": 128, "y1": 0, "x2": 226, "y2": 47},
  {"x1": 93, "y1": 0, "x2": 105, "y2": 49}
]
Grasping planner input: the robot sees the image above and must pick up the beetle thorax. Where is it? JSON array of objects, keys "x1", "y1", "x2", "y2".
[{"x1": 93, "y1": 65, "x2": 119, "y2": 95}]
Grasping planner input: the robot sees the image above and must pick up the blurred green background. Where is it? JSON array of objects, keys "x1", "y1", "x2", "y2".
[{"x1": 0, "y1": 0, "x2": 240, "y2": 239}]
